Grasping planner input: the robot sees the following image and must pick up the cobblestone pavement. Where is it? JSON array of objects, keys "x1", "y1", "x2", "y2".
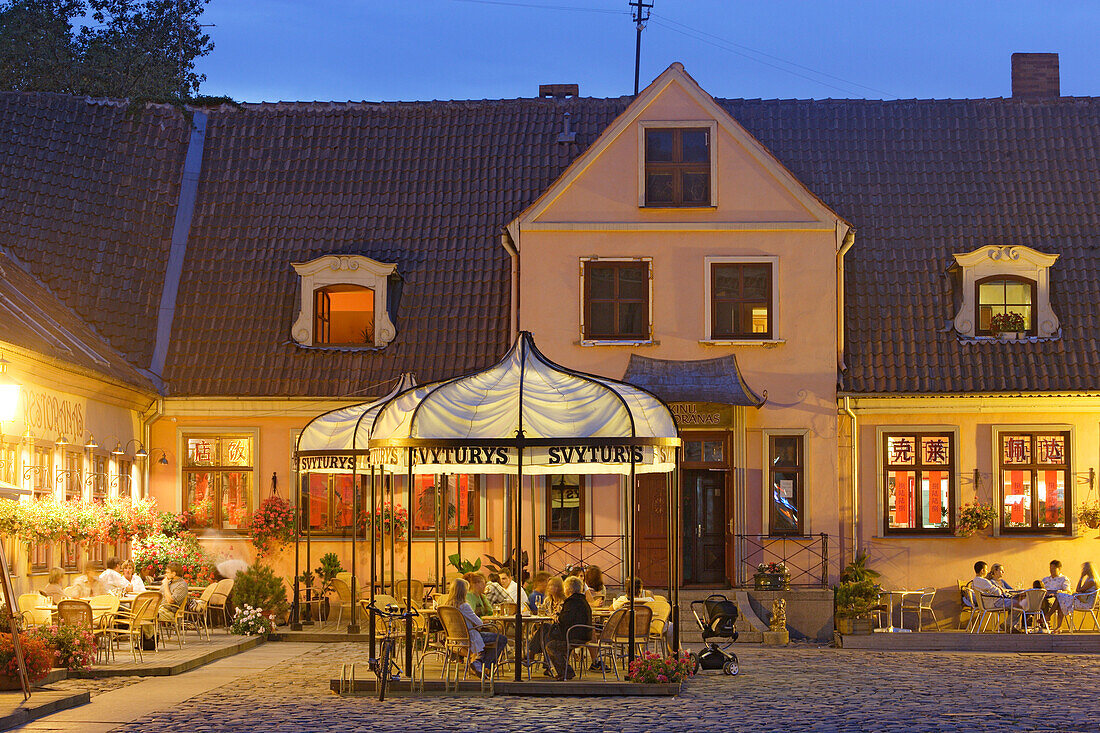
[
  {"x1": 44, "y1": 674, "x2": 144, "y2": 698},
  {"x1": 106, "y1": 642, "x2": 1100, "y2": 732}
]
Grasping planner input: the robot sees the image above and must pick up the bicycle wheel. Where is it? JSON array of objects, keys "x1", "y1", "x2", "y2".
[{"x1": 377, "y1": 639, "x2": 392, "y2": 701}]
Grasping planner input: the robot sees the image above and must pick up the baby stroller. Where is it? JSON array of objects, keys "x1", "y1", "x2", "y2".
[{"x1": 688, "y1": 594, "x2": 740, "y2": 675}]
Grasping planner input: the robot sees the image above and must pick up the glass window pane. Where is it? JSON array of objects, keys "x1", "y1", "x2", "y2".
[
  {"x1": 703, "y1": 441, "x2": 724, "y2": 462},
  {"x1": 887, "y1": 471, "x2": 916, "y2": 529},
  {"x1": 323, "y1": 285, "x2": 374, "y2": 344},
  {"x1": 588, "y1": 302, "x2": 615, "y2": 336},
  {"x1": 187, "y1": 437, "x2": 217, "y2": 467},
  {"x1": 979, "y1": 281, "x2": 1005, "y2": 306},
  {"x1": 1035, "y1": 435, "x2": 1066, "y2": 464},
  {"x1": 186, "y1": 472, "x2": 214, "y2": 528},
  {"x1": 681, "y1": 130, "x2": 708, "y2": 162},
  {"x1": 683, "y1": 441, "x2": 703, "y2": 462},
  {"x1": 1005, "y1": 281, "x2": 1032, "y2": 304},
  {"x1": 549, "y1": 474, "x2": 582, "y2": 534},
  {"x1": 332, "y1": 474, "x2": 355, "y2": 530},
  {"x1": 921, "y1": 437, "x2": 951, "y2": 466},
  {"x1": 713, "y1": 265, "x2": 740, "y2": 298},
  {"x1": 412, "y1": 475, "x2": 437, "y2": 532},
  {"x1": 617, "y1": 265, "x2": 648, "y2": 299},
  {"x1": 305, "y1": 473, "x2": 328, "y2": 530},
  {"x1": 587, "y1": 266, "x2": 615, "y2": 299},
  {"x1": 1001, "y1": 436, "x2": 1031, "y2": 464},
  {"x1": 1003, "y1": 469, "x2": 1032, "y2": 528},
  {"x1": 1037, "y1": 470, "x2": 1065, "y2": 527},
  {"x1": 886, "y1": 436, "x2": 916, "y2": 466},
  {"x1": 645, "y1": 129, "x2": 674, "y2": 162},
  {"x1": 742, "y1": 266, "x2": 770, "y2": 299},
  {"x1": 618, "y1": 302, "x2": 646, "y2": 337},
  {"x1": 222, "y1": 437, "x2": 251, "y2": 466},
  {"x1": 714, "y1": 303, "x2": 735, "y2": 336},
  {"x1": 645, "y1": 173, "x2": 674, "y2": 204},
  {"x1": 771, "y1": 437, "x2": 799, "y2": 467},
  {"x1": 447, "y1": 475, "x2": 476, "y2": 534},
  {"x1": 1005, "y1": 305, "x2": 1032, "y2": 330},
  {"x1": 222, "y1": 471, "x2": 251, "y2": 530},
  {"x1": 750, "y1": 305, "x2": 769, "y2": 334},
  {"x1": 771, "y1": 470, "x2": 799, "y2": 533},
  {"x1": 921, "y1": 470, "x2": 949, "y2": 529},
  {"x1": 681, "y1": 172, "x2": 709, "y2": 204}
]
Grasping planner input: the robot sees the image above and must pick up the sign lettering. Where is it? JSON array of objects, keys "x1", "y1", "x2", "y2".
[
  {"x1": 22, "y1": 389, "x2": 85, "y2": 440},
  {"x1": 669, "y1": 402, "x2": 732, "y2": 428}
]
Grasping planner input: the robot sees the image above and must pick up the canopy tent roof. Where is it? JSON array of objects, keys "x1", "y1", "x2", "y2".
[
  {"x1": 622, "y1": 353, "x2": 766, "y2": 407},
  {"x1": 365, "y1": 332, "x2": 680, "y2": 475},
  {"x1": 0, "y1": 480, "x2": 29, "y2": 500},
  {"x1": 296, "y1": 373, "x2": 418, "y2": 456}
]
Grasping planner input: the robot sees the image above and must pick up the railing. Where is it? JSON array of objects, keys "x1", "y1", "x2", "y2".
[
  {"x1": 735, "y1": 533, "x2": 830, "y2": 588},
  {"x1": 538, "y1": 534, "x2": 625, "y2": 588}
]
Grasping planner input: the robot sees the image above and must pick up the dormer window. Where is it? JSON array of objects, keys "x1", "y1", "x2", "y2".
[
  {"x1": 952, "y1": 245, "x2": 1059, "y2": 339},
  {"x1": 292, "y1": 255, "x2": 398, "y2": 349},
  {"x1": 315, "y1": 284, "x2": 374, "y2": 345}
]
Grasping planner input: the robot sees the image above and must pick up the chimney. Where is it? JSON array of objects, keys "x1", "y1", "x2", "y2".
[
  {"x1": 539, "y1": 84, "x2": 578, "y2": 99},
  {"x1": 1011, "y1": 53, "x2": 1060, "y2": 99}
]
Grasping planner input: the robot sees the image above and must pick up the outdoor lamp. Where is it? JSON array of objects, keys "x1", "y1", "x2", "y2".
[
  {"x1": 0, "y1": 355, "x2": 20, "y2": 424},
  {"x1": 150, "y1": 448, "x2": 170, "y2": 465},
  {"x1": 112, "y1": 441, "x2": 124, "y2": 456},
  {"x1": 117, "y1": 439, "x2": 148, "y2": 459},
  {"x1": 55, "y1": 435, "x2": 70, "y2": 448},
  {"x1": 84, "y1": 434, "x2": 99, "y2": 450},
  {"x1": 136, "y1": 445, "x2": 149, "y2": 460}
]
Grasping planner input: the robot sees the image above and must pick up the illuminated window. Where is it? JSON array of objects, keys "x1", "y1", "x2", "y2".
[
  {"x1": 768, "y1": 436, "x2": 803, "y2": 536},
  {"x1": 711, "y1": 263, "x2": 772, "y2": 339},
  {"x1": 582, "y1": 260, "x2": 650, "y2": 341},
  {"x1": 90, "y1": 454, "x2": 108, "y2": 502},
  {"x1": 115, "y1": 458, "x2": 133, "y2": 499},
  {"x1": 883, "y1": 432, "x2": 954, "y2": 534},
  {"x1": 976, "y1": 276, "x2": 1035, "y2": 336},
  {"x1": 183, "y1": 434, "x2": 253, "y2": 531},
  {"x1": 314, "y1": 285, "x2": 375, "y2": 346},
  {"x1": 1000, "y1": 431, "x2": 1069, "y2": 533},
  {"x1": 299, "y1": 472, "x2": 359, "y2": 536},
  {"x1": 644, "y1": 127, "x2": 711, "y2": 207},
  {"x1": 0, "y1": 441, "x2": 17, "y2": 486},
  {"x1": 546, "y1": 474, "x2": 585, "y2": 537},
  {"x1": 61, "y1": 450, "x2": 81, "y2": 502},
  {"x1": 412, "y1": 474, "x2": 480, "y2": 539}
]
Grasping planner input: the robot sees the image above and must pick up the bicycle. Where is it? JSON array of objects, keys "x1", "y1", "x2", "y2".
[{"x1": 363, "y1": 599, "x2": 419, "y2": 701}]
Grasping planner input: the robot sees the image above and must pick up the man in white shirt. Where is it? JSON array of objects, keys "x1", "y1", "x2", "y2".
[
  {"x1": 497, "y1": 568, "x2": 530, "y2": 611},
  {"x1": 971, "y1": 560, "x2": 1025, "y2": 628},
  {"x1": 1040, "y1": 559, "x2": 1071, "y2": 629},
  {"x1": 99, "y1": 557, "x2": 128, "y2": 595}
]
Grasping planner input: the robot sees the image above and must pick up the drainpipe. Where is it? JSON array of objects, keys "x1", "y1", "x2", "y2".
[
  {"x1": 841, "y1": 396, "x2": 858, "y2": 564},
  {"x1": 836, "y1": 225, "x2": 855, "y2": 372},
  {"x1": 501, "y1": 229, "x2": 519, "y2": 338}
]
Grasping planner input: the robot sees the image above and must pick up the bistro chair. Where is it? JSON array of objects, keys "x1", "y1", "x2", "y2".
[
  {"x1": 1068, "y1": 590, "x2": 1100, "y2": 632},
  {"x1": 958, "y1": 581, "x2": 977, "y2": 630},
  {"x1": 900, "y1": 588, "x2": 937, "y2": 631},
  {"x1": 572, "y1": 608, "x2": 626, "y2": 681},
  {"x1": 160, "y1": 599, "x2": 188, "y2": 649},
  {"x1": 328, "y1": 578, "x2": 355, "y2": 628},
  {"x1": 16, "y1": 593, "x2": 48, "y2": 627},
  {"x1": 104, "y1": 592, "x2": 160, "y2": 662},
  {"x1": 57, "y1": 598, "x2": 93, "y2": 627},
  {"x1": 971, "y1": 592, "x2": 1009, "y2": 633},
  {"x1": 436, "y1": 605, "x2": 497, "y2": 691},
  {"x1": 184, "y1": 583, "x2": 217, "y2": 640},
  {"x1": 395, "y1": 579, "x2": 425, "y2": 608},
  {"x1": 207, "y1": 578, "x2": 235, "y2": 631},
  {"x1": 1017, "y1": 588, "x2": 1050, "y2": 633},
  {"x1": 611, "y1": 604, "x2": 652, "y2": 667}
]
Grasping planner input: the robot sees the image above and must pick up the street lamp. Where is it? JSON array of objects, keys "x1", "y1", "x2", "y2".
[{"x1": 0, "y1": 354, "x2": 20, "y2": 425}]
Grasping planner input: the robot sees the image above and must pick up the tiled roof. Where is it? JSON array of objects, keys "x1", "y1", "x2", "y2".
[
  {"x1": 623, "y1": 353, "x2": 766, "y2": 406},
  {"x1": 1, "y1": 92, "x2": 1098, "y2": 395},
  {"x1": 0, "y1": 247, "x2": 156, "y2": 390}
]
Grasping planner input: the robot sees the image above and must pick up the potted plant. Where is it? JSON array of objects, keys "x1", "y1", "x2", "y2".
[
  {"x1": 834, "y1": 579, "x2": 880, "y2": 635},
  {"x1": 626, "y1": 651, "x2": 694, "y2": 684},
  {"x1": 840, "y1": 551, "x2": 880, "y2": 584},
  {"x1": 314, "y1": 552, "x2": 344, "y2": 620},
  {"x1": 753, "y1": 561, "x2": 790, "y2": 591},
  {"x1": 990, "y1": 312, "x2": 1026, "y2": 340},
  {"x1": 233, "y1": 563, "x2": 290, "y2": 626},
  {"x1": 0, "y1": 632, "x2": 53, "y2": 689},
  {"x1": 447, "y1": 553, "x2": 481, "y2": 575},
  {"x1": 956, "y1": 501, "x2": 997, "y2": 537},
  {"x1": 31, "y1": 624, "x2": 97, "y2": 671},
  {"x1": 229, "y1": 604, "x2": 277, "y2": 637},
  {"x1": 1078, "y1": 501, "x2": 1100, "y2": 530},
  {"x1": 248, "y1": 495, "x2": 294, "y2": 559}
]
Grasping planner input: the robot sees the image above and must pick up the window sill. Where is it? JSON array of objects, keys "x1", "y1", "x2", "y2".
[
  {"x1": 578, "y1": 339, "x2": 660, "y2": 347},
  {"x1": 700, "y1": 339, "x2": 784, "y2": 347},
  {"x1": 872, "y1": 533, "x2": 957, "y2": 540},
  {"x1": 640, "y1": 204, "x2": 718, "y2": 211}
]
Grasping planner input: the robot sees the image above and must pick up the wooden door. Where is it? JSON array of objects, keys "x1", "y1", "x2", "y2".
[
  {"x1": 683, "y1": 469, "x2": 726, "y2": 584},
  {"x1": 634, "y1": 474, "x2": 670, "y2": 587}
]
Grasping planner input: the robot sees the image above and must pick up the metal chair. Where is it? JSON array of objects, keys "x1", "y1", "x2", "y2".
[
  {"x1": 572, "y1": 608, "x2": 626, "y2": 680},
  {"x1": 900, "y1": 587, "x2": 937, "y2": 631},
  {"x1": 206, "y1": 578, "x2": 235, "y2": 631},
  {"x1": 958, "y1": 581, "x2": 977, "y2": 629},
  {"x1": 1068, "y1": 590, "x2": 1100, "y2": 632},
  {"x1": 104, "y1": 592, "x2": 160, "y2": 662},
  {"x1": 1017, "y1": 588, "x2": 1050, "y2": 633},
  {"x1": 184, "y1": 583, "x2": 217, "y2": 640},
  {"x1": 971, "y1": 592, "x2": 1009, "y2": 633}
]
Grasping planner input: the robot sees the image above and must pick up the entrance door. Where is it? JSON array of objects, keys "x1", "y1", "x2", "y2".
[
  {"x1": 683, "y1": 469, "x2": 727, "y2": 584},
  {"x1": 635, "y1": 474, "x2": 670, "y2": 587}
]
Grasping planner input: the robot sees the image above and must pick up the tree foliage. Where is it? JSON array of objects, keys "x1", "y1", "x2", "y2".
[{"x1": 0, "y1": 0, "x2": 214, "y2": 99}]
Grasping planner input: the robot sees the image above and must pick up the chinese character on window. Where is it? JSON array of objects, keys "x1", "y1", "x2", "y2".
[
  {"x1": 1036, "y1": 436, "x2": 1065, "y2": 464},
  {"x1": 922, "y1": 437, "x2": 950, "y2": 465},
  {"x1": 888, "y1": 437, "x2": 915, "y2": 465},
  {"x1": 1003, "y1": 437, "x2": 1030, "y2": 464}
]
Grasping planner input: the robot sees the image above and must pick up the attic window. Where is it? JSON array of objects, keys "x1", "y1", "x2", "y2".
[
  {"x1": 952, "y1": 245, "x2": 1059, "y2": 340},
  {"x1": 638, "y1": 121, "x2": 717, "y2": 208},
  {"x1": 292, "y1": 256, "x2": 397, "y2": 349}
]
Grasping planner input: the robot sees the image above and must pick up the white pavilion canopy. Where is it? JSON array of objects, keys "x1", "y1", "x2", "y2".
[{"x1": 365, "y1": 332, "x2": 680, "y2": 475}]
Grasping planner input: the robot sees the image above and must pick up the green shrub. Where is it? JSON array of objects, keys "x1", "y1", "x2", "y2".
[
  {"x1": 834, "y1": 579, "x2": 880, "y2": 619},
  {"x1": 233, "y1": 563, "x2": 289, "y2": 621}
]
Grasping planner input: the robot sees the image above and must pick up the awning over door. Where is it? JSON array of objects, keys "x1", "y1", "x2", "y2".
[{"x1": 622, "y1": 353, "x2": 766, "y2": 407}]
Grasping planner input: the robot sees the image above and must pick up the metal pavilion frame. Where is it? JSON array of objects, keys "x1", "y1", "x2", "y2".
[{"x1": 294, "y1": 333, "x2": 684, "y2": 684}]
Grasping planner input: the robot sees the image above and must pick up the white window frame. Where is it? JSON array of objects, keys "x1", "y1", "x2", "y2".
[
  {"x1": 579, "y1": 256, "x2": 655, "y2": 346},
  {"x1": 291, "y1": 255, "x2": 398, "y2": 348},
  {"x1": 637, "y1": 120, "x2": 719, "y2": 209},
  {"x1": 176, "y1": 427, "x2": 260, "y2": 524},
  {"x1": 761, "y1": 429, "x2": 811, "y2": 536},
  {"x1": 952, "y1": 245, "x2": 1060, "y2": 339},
  {"x1": 990, "y1": 423, "x2": 1074, "y2": 536},
  {"x1": 873, "y1": 425, "x2": 961, "y2": 537},
  {"x1": 701, "y1": 255, "x2": 782, "y2": 345}
]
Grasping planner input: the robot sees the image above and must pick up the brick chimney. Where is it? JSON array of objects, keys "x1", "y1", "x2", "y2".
[
  {"x1": 1011, "y1": 53, "x2": 1059, "y2": 99},
  {"x1": 539, "y1": 84, "x2": 578, "y2": 99}
]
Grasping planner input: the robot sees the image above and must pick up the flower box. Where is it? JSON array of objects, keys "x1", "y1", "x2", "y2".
[{"x1": 753, "y1": 571, "x2": 790, "y2": 591}]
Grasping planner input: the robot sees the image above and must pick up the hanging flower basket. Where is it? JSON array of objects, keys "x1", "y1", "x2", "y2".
[
  {"x1": 248, "y1": 495, "x2": 294, "y2": 558},
  {"x1": 1077, "y1": 502, "x2": 1100, "y2": 530},
  {"x1": 359, "y1": 503, "x2": 409, "y2": 539},
  {"x1": 956, "y1": 501, "x2": 996, "y2": 537}
]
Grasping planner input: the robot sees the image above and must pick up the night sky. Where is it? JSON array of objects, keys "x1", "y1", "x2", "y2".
[{"x1": 194, "y1": 1, "x2": 1099, "y2": 102}]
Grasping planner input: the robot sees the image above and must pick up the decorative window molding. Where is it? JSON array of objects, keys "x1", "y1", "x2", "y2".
[
  {"x1": 952, "y1": 245, "x2": 1059, "y2": 339},
  {"x1": 874, "y1": 425, "x2": 959, "y2": 537},
  {"x1": 291, "y1": 255, "x2": 398, "y2": 348},
  {"x1": 637, "y1": 120, "x2": 718, "y2": 208}
]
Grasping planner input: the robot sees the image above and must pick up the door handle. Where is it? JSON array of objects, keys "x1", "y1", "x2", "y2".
[
  {"x1": 696, "y1": 524, "x2": 702, "y2": 538},
  {"x1": 729, "y1": 518, "x2": 735, "y2": 534}
]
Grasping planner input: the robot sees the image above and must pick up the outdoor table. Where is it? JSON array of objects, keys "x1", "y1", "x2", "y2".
[
  {"x1": 39, "y1": 600, "x2": 117, "y2": 625},
  {"x1": 874, "y1": 590, "x2": 919, "y2": 632}
]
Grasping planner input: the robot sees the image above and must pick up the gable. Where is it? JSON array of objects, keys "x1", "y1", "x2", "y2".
[{"x1": 514, "y1": 63, "x2": 840, "y2": 232}]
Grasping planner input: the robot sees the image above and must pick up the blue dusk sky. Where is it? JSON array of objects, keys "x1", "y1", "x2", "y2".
[{"x1": 195, "y1": 1, "x2": 1100, "y2": 103}]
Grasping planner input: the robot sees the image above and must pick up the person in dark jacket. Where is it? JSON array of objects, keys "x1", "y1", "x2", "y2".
[{"x1": 546, "y1": 576, "x2": 592, "y2": 680}]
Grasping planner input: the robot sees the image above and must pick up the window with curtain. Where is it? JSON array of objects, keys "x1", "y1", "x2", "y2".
[
  {"x1": 183, "y1": 434, "x2": 254, "y2": 531},
  {"x1": 546, "y1": 474, "x2": 585, "y2": 536},
  {"x1": 883, "y1": 432, "x2": 954, "y2": 533},
  {"x1": 299, "y1": 472, "x2": 359, "y2": 536},
  {"x1": 1000, "y1": 431, "x2": 1069, "y2": 533},
  {"x1": 412, "y1": 474, "x2": 480, "y2": 538}
]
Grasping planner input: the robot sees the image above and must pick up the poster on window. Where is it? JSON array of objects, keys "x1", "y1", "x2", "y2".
[
  {"x1": 926, "y1": 471, "x2": 942, "y2": 525},
  {"x1": 894, "y1": 472, "x2": 909, "y2": 526}
]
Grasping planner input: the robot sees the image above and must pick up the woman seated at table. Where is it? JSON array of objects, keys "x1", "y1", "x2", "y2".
[
  {"x1": 1062, "y1": 562, "x2": 1100, "y2": 628},
  {"x1": 611, "y1": 578, "x2": 653, "y2": 610},
  {"x1": 986, "y1": 563, "x2": 1015, "y2": 592},
  {"x1": 120, "y1": 560, "x2": 147, "y2": 594},
  {"x1": 1041, "y1": 559, "x2": 1073, "y2": 630},
  {"x1": 65, "y1": 563, "x2": 106, "y2": 598},
  {"x1": 39, "y1": 567, "x2": 65, "y2": 604},
  {"x1": 538, "y1": 576, "x2": 566, "y2": 619},
  {"x1": 438, "y1": 578, "x2": 506, "y2": 677},
  {"x1": 463, "y1": 572, "x2": 494, "y2": 618},
  {"x1": 584, "y1": 565, "x2": 606, "y2": 607},
  {"x1": 158, "y1": 563, "x2": 194, "y2": 621}
]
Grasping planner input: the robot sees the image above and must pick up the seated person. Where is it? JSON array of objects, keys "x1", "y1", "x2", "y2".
[
  {"x1": 1066, "y1": 562, "x2": 1099, "y2": 624},
  {"x1": 158, "y1": 563, "x2": 194, "y2": 621},
  {"x1": 611, "y1": 578, "x2": 653, "y2": 610},
  {"x1": 39, "y1": 567, "x2": 65, "y2": 604},
  {"x1": 489, "y1": 568, "x2": 531, "y2": 612},
  {"x1": 438, "y1": 578, "x2": 506, "y2": 677},
  {"x1": 528, "y1": 571, "x2": 551, "y2": 609},
  {"x1": 538, "y1": 577, "x2": 566, "y2": 619},
  {"x1": 120, "y1": 560, "x2": 147, "y2": 594},
  {"x1": 463, "y1": 572, "x2": 494, "y2": 618},
  {"x1": 1041, "y1": 559, "x2": 1072, "y2": 630},
  {"x1": 971, "y1": 561, "x2": 1025, "y2": 623},
  {"x1": 99, "y1": 556, "x2": 128, "y2": 595},
  {"x1": 987, "y1": 563, "x2": 1014, "y2": 591},
  {"x1": 545, "y1": 576, "x2": 593, "y2": 680},
  {"x1": 584, "y1": 565, "x2": 606, "y2": 607},
  {"x1": 65, "y1": 563, "x2": 106, "y2": 598},
  {"x1": 483, "y1": 572, "x2": 510, "y2": 606}
]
